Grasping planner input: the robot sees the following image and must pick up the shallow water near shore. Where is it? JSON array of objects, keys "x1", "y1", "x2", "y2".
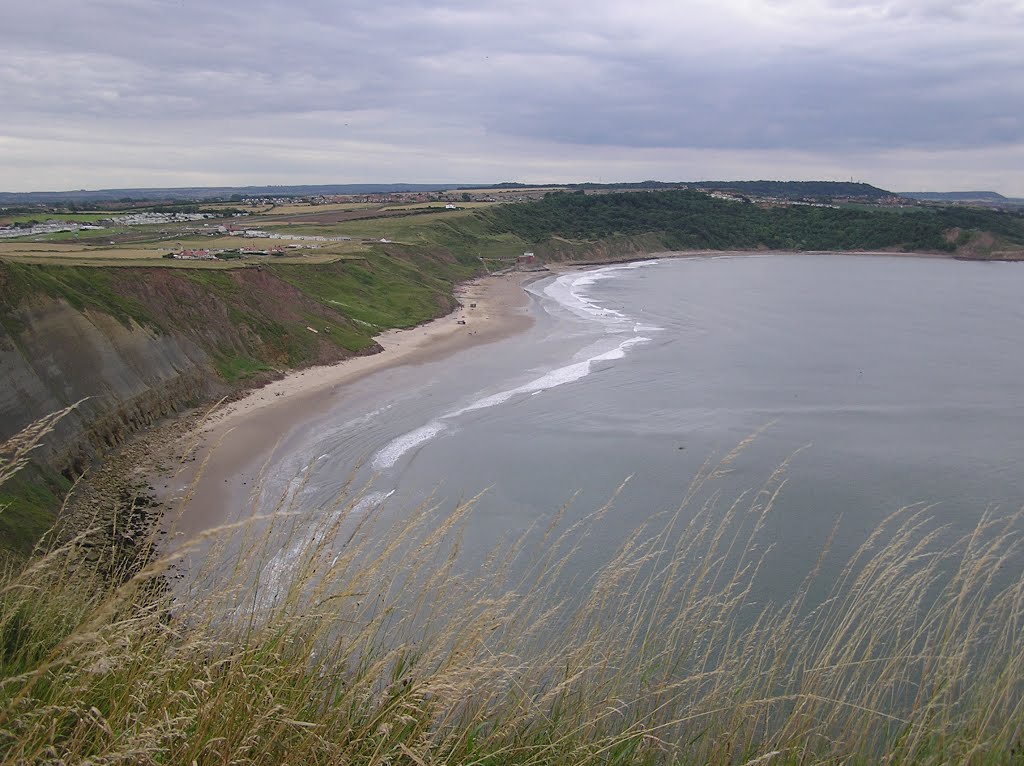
[{"x1": 218, "y1": 254, "x2": 1024, "y2": 603}]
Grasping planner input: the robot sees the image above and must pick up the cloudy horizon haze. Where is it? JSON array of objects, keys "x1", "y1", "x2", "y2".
[{"x1": 2, "y1": 0, "x2": 1022, "y2": 195}]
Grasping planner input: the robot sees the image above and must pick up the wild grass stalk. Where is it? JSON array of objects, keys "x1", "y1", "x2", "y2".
[{"x1": 1, "y1": 417, "x2": 1023, "y2": 764}]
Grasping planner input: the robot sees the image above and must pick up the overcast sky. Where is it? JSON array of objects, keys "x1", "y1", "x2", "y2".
[{"x1": 2, "y1": 0, "x2": 1022, "y2": 194}]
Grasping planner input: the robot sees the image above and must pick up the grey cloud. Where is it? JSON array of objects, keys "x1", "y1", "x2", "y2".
[
  {"x1": 1, "y1": 0, "x2": 1022, "y2": 191},
  {"x1": 482, "y1": 48, "x2": 1024, "y2": 151}
]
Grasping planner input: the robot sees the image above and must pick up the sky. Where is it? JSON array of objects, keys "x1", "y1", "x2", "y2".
[{"x1": 2, "y1": 0, "x2": 1023, "y2": 194}]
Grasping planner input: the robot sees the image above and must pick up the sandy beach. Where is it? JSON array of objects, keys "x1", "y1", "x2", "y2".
[
  {"x1": 160, "y1": 248, "x2": 954, "y2": 541},
  {"x1": 162, "y1": 271, "x2": 539, "y2": 539}
]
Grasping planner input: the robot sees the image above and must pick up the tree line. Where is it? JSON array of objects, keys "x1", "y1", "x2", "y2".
[{"x1": 486, "y1": 190, "x2": 1024, "y2": 253}]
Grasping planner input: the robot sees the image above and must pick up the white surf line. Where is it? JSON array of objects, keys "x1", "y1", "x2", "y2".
[{"x1": 372, "y1": 261, "x2": 664, "y2": 472}]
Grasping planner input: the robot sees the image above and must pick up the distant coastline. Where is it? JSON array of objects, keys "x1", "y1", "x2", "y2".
[{"x1": 550, "y1": 248, "x2": 957, "y2": 269}]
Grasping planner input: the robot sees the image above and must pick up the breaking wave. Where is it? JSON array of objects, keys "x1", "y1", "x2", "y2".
[{"x1": 372, "y1": 261, "x2": 662, "y2": 472}]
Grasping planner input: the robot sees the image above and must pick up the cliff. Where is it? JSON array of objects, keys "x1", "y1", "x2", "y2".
[
  {"x1": 0, "y1": 249, "x2": 476, "y2": 552},
  {"x1": 6, "y1": 191, "x2": 1023, "y2": 553}
]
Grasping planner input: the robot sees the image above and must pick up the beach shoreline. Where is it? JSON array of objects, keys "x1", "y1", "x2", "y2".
[
  {"x1": 545, "y1": 248, "x2": 954, "y2": 271},
  {"x1": 161, "y1": 270, "x2": 541, "y2": 540},
  {"x1": 158, "y1": 248, "x2": 955, "y2": 541}
]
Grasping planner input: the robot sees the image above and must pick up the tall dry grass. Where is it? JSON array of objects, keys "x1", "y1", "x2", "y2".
[{"x1": 1, "y1": 417, "x2": 1023, "y2": 765}]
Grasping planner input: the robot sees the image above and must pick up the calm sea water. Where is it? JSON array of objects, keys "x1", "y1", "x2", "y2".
[{"x1": 254, "y1": 254, "x2": 1024, "y2": 601}]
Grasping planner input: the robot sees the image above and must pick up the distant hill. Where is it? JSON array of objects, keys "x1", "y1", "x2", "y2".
[
  {"x1": 690, "y1": 181, "x2": 893, "y2": 200},
  {"x1": 486, "y1": 188, "x2": 1024, "y2": 254},
  {"x1": 0, "y1": 183, "x2": 485, "y2": 205},
  {"x1": 513, "y1": 180, "x2": 895, "y2": 201},
  {"x1": 0, "y1": 179, "x2": 909, "y2": 206},
  {"x1": 899, "y1": 191, "x2": 1024, "y2": 204}
]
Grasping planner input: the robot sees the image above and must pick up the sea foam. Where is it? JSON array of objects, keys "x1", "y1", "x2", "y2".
[
  {"x1": 449, "y1": 335, "x2": 651, "y2": 418},
  {"x1": 373, "y1": 421, "x2": 448, "y2": 470},
  {"x1": 542, "y1": 261, "x2": 663, "y2": 331},
  {"x1": 371, "y1": 261, "x2": 662, "y2": 472},
  {"x1": 371, "y1": 339, "x2": 652, "y2": 471}
]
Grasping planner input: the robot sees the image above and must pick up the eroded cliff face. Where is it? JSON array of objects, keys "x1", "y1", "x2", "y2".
[
  {"x1": 0, "y1": 260, "x2": 414, "y2": 481},
  {"x1": 0, "y1": 253, "x2": 469, "y2": 552},
  {"x1": 0, "y1": 297, "x2": 223, "y2": 476}
]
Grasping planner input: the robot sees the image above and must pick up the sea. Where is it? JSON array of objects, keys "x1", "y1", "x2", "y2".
[{"x1": 246, "y1": 253, "x2": 1024, "y2": 605}]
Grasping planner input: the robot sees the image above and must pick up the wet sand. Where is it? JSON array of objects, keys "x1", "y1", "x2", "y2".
[{"x1": 163, "y1": 271, "x2": 538, "y2": 540}]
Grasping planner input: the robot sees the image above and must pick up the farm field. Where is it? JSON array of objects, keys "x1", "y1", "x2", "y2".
[
  {"x1": 267, "y1": 208, "x2": 481, "y2": 241},
  {"x1": 0, "y1": 239, "x2": 369, "y2": 268},
  {"x1": 241, "y1": 204, "x2": 464, "y2": 227},
  {"x1": 265, "y1": 201, "x2": 382, "y2": 215},
  {"x1": 0, "y1": 195, "x2": 538, "y2": 269},
  {"x1": 0, "y1": 203, "x2": 445, "y2": 266},
  {"x1": 380, "y1": 201, "x2": 496, "y2": 211},
  {"x1": 0, "y1": 212, "x2": 117, "y2": 226}
]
